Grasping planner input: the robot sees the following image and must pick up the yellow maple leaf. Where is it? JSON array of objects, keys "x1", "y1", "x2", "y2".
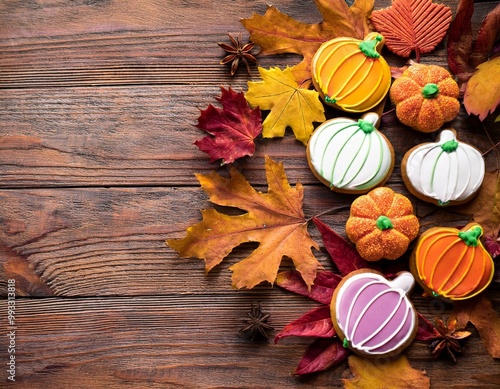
[
  {"x1": 245, "y1": 67, "x2": 325, "y2": 146},
  {"x1": 343, "y1": 355, "x2": 430, "y2": 389},
  {"x1": 464, "y1": 57, "x2": 500, "y2": 121},
  {"x1": 167, "y1": 156, "x2": 322, "y2": 290}
]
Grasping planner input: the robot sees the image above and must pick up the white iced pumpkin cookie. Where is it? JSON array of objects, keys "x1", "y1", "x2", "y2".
[
  {"x1": 331, "y1": 270, "x2": 418, "y2": 358},
  {"x1": 401, "y1": 129, "x2": 485, "y2": 206},
  {"x1": 307, "y1": 112, "x2": 394, "y2": 194}
]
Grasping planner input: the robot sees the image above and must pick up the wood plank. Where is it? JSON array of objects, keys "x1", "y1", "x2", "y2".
[
  {"x1": 0, "y1": 1, "x2": 494, "y2": 88},
  {"x1": 0, "y1": 294, "x2": 498, "y2": 388},
  {"x1": 1, "y1": 86, "x2": 499, "y2": 188},
  {"x1": 0, "y1": 183, "x2": 491, "y2": 297}
]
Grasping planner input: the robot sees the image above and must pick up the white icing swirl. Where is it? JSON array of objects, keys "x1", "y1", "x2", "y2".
[
  {"x1": 405, "y1": 130, "x2": 485, "y2": 204},
  {"x1": 308, "y1": 113, "x2": 393, "y2": 191}
]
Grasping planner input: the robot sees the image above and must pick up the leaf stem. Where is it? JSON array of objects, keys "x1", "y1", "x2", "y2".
[{"x1": 309, "y1": 205, "x2": 351, "y2": 222}]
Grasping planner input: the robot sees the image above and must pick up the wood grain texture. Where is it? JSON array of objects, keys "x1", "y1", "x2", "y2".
[{"x1": 1, "y1": 0, "x2": 499, "y2": 387}]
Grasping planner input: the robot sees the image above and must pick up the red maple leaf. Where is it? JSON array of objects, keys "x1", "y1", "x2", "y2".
[{"x1": 195, "y1": 87, "x2": 262, "y2": 165}]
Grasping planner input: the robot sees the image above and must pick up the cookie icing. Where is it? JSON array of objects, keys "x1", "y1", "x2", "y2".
[
  {"x1": 307, "y1": 112, "x2": 393, "y2": 192},
  {"x1": 405, "y1": 129, "x2": 485, "y2": 205},
  {"x1": 335, "y1": 272, "x2": 416, "y2": 356},
  {"x1": 311, "y1": 33, "x2": 391, "y2": 112},
  {"x1": 412, "y1": 223, "x2": 494, "y2": 300}
]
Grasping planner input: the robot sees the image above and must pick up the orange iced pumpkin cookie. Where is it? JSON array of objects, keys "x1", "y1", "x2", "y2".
[
  {"x1": 346, "y1": 187, "x2": 420, "y2": 261},
  {"x1": 410, "y1": 223, "x2": 494, "y2": 301},
  {"x1": 311, "y1": 33, "x2": 391, "y2": 112},
  {"x1": 390, "y1": 63, "x2": 460, "y2": 132}
]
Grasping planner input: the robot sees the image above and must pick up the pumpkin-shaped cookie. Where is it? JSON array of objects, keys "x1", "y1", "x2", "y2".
[
  {"x1": 346, "y1": 187, "x2": 420, "y2": 261},
  {"x1": 390, "y1": 63, "x2": 460, "y2": 132},
  {"x1": 402, "y1": 129, "x2": 485, "y2": 206},
  {"x1": 410, "y1": 223, "x2": 494, "y2": 301},
  {"x1": 331, "y1": 270, "x2": 417, "y2": 358},
  {"x1": 311, "y1": 32, "x2": 391, "y2": 112},
  {"x1": 307, "y1": 112, "x2": 394, "y2": 193}
]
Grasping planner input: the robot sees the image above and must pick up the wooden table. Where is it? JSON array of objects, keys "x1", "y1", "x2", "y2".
[{"x1": 1, "y1": 0, "x2": 499, "y2": 387}]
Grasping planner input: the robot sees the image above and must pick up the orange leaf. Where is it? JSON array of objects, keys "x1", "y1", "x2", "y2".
[
  {"x1": 343, "y1": 354, "x2": 430, "y2": 388},
  {"x1": 451, "y1": 170, "x2": 500, "y2": 237},
  {"x1": 241, "y1": 0, "x2": 374, "y2": 86},
  {"x1": 371, "y1": 0, "x2": 452, "y2": 61},
  {"x1": 451, "y1": 295, "x2": 500, "y2": 358},
  {"x1": 167, "y1": 156, "x2": 321, "y2": 290},
  {"x1": 463, "y1": 57, "x2": 500, "y2": 121}
]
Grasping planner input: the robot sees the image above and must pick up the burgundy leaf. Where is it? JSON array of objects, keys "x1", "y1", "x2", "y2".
[
  {"x1": 447, "y1": 0, "x2": 474, "y2": 78},
  {"x1": 470, "y1": 3, "x2": 500, "y2": 68},
  {"x1": 275, "y1": 306, "x2": 334, "y2": 343},
  {"x1": 195, "y1": 86, "x2": 262, "y2": 165},
  {"x1": 294, "y1": 337, "x2": 350, "y2": 375},
  {"x1": 416, "y1": 312, "x2": 440, "y2": 341},
  {"x1": 313, "y1": 217, "x2": 372, "y2": 276},
  {"x1": 483, "y1": 233, "x2": 500, "y2": 259},
  {"x1": 276, "y1": 270, "x2": 341, "y2": 304}
]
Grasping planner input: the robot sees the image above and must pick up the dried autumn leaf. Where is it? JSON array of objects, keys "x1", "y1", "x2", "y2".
[
  {"x1": 343, "y1": 354, "x2": 430, "y2": 389},
  {"x1": 167, "y1": 156, "x2": 322, "y2": 289},
  {"x1": 371, "y1": 0, "x2": 452, "y2": 61},
  {"x1": 275, "y1": 305, "x2": 335, "y2": 342},
  {"x1": 295, "y1": 337, "x2": 349, "y2": 375},
  {"x1": 194, "y1": 86, "x2": 262, "y2": 165},
  {"x1": 451, "y1": 170, "x2": 500, "y2": 237},
  {"x1": 276, "y1": 270, "x2": 341, "y2": 305},
  {"x1": 241, "y1": 0, "x2": 374, "y2": 86},
  {"x1": 312, "y1": 217, "x2": 373, "y2": 276},
  {"x1": 245, "y1": 67, "x2": 325, "y2": 145},
  {"x1": 463, "y1": 57, "x2": 500, "y2": 121},
  {"x1": 448, "y1": 0, "x2": 500, "y2": 103},
  {"x1": 451, "y1": 295, "x2": 500, "y2": 358},
  {"x1": 416, "y1": 312, "x2": 440, "y2": 341}
]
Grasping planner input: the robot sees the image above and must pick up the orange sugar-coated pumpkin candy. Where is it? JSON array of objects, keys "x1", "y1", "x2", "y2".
[
  {"x1": 410, "y1": 223, "x2": 494, "y2": 301},
  {"x1": 390, "y1": 63, "x2": 460, "y2": 133},
  {"x1": 346, "y1": 187, "x2": 420, "y2": 261},
  {"x1": 311, "y1": 32, "x2": 391, "y2": 113}
]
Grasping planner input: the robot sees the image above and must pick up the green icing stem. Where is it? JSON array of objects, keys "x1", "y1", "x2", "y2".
[
  {"x1": 422, "y1": 83, "x2": 439, "y2": 98},
  {"x1": 359, "y1": 34, "x2": 382, "y2": 58},
  {"x1": 376, "y1": 215, "x2": 393, "y2": 230},
  {"x1": 458, "y1": 226, "x2": 483, "y2": 246},
  {"x1": 441, "y1": 139, "x2": 459, "y2": 152},
  {"x1": 358, "y1": 119, "x2": 375, "y2": 134},
  {"x1": 343, "y1": 338, "x2": 350, "y2": 348}
]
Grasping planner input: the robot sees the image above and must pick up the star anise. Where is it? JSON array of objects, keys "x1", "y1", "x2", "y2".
[
  {"x1": 239, "y1": 302, "x2": 274, "y2": 341},
  {"x1": 428, "y1": 318, "x2": 471, "y2": 363},
  {"x1": 218, "y1": 33, "x2": 256, "y2": 76}
]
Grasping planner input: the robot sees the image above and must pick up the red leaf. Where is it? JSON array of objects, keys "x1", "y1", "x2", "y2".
[
  {"x1": 276, "y1": 270, "x2": 341, "y2": 304},
  {"x1": 275, "y1": 306, "x2": 334, "y2": 343},
  {"x1": 415, "y1": 312, "x2": 440, "y2": 341},
  {"x1": 484, "y1": 233, "x2": 500, "y2": 259},
  {"x1": 313, "y1": 217, "x2": 373, "y2": 276},
  {"x1": 195, "y1": 86, "x2": 262, "y2": 165},
  {"x1": 447, "y1": 0, "x2": 474, "y2": 78},
  {"x1": 294, "y1": 337, "x2": 350, "y2": 375},
  {"x1": 470, "y1": 3, "x2": 500, "y2": 68}
]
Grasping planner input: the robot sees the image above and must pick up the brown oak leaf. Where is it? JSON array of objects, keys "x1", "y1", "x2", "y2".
[
  {"x1": 167, "y1": 156, "x2": 322, "y2": 290},
  {"x1": 451, "y1": 295, "x2": 500, "y2": 358},
  {"x1": 371, "y1": 0, "x2": 452, "y2": 61},
  {"x1": 194, "y1": 86, "x2": 262, "y2": 165},
  {"x1": 343, "y1": 354, "x2": 430, "y2": 388},
  {"x1": 241, "y1": 0, "x2": 373, "y2": 86}
]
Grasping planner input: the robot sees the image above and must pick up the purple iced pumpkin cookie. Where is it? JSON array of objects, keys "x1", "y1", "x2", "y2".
[{"x1": 331, "y1": 270, "x2": 417, "y2": 357}]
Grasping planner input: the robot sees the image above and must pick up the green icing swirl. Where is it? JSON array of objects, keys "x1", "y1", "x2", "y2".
[
  {"x1": 458, "y1": 226, "x2": 483, "y2": 246},
  {"x1": 358, "y1": 35, "x2": 382, "y2": 58},
  {"x1": 422, "y1": 83, "x2": 439, "y2": 98},
  {"x1": 376, "y1": 215, "x2": 393, "y2": 230},
  {"x1": 441, "y1": 139, "x2": 459, "y2": 153}
]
